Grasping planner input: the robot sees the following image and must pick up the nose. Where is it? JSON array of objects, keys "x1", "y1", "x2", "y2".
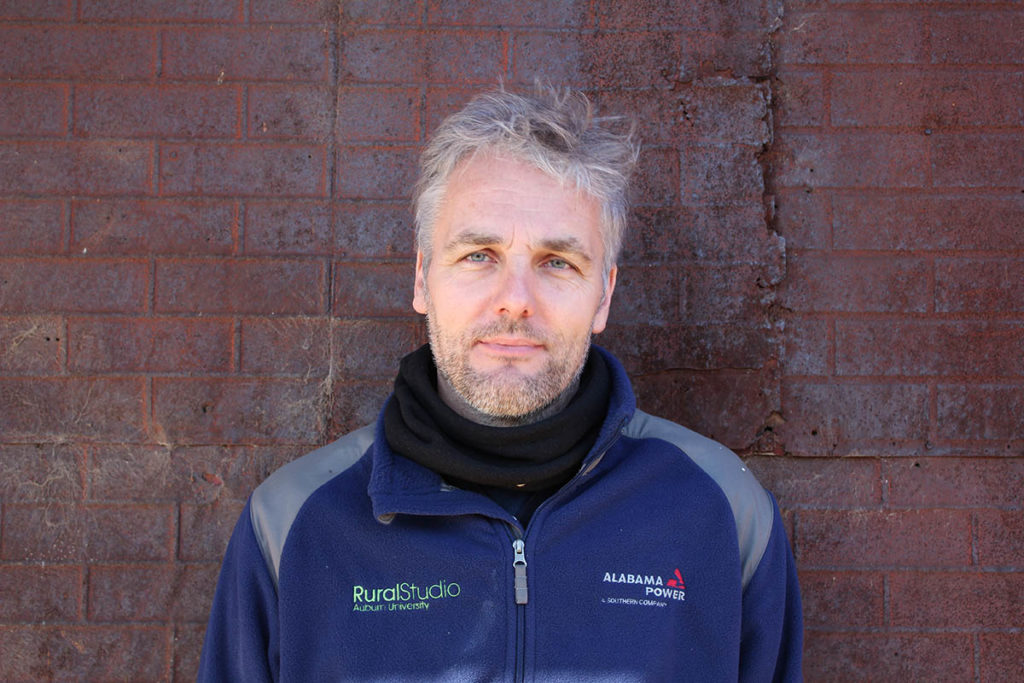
[{"x1": 493, "y1": 261, "x2": 535, "y2": 319}]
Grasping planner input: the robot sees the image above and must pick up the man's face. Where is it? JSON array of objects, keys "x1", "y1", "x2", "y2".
[{"x1": 413, "y1": 152, "x2": 617, "y2": 420}]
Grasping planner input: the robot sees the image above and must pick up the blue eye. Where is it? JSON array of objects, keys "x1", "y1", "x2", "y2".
[
  {"x1": 466, "y1": 252, "x2": 489, "y2": 262},
  {"x1": 547, "y1": 258, "x2": 570, "y2": 269}
]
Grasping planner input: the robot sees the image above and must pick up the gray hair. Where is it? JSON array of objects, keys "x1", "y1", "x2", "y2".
[{"x1": 413, "y1": 84, "x2": 640, "y2": 276}]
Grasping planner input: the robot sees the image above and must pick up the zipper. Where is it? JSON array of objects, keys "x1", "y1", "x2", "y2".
[{"x1": 505, "y1": 415, "x2": 627, "y2": 681}]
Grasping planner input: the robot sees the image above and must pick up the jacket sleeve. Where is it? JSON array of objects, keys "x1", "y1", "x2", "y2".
[
  {"x1": 197, "y1": 499, "x2": 280, "y2": 683},
  {"x1": 739, "y1": 495, "x2": 803, "y2": 683}
]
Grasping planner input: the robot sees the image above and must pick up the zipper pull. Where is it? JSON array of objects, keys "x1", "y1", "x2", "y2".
[{"x1": 512, "y1": 538, "x2": 528, "y2": 605}]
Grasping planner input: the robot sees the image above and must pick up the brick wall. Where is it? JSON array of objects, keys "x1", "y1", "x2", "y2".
[{"x1": 0, "y1": 1, "x2": 1019, "y2": 680}]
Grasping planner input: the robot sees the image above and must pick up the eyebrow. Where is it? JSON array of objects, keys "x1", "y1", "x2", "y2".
[{"x1": 441, "y1": 230, "x2": 594, "y2": 266}]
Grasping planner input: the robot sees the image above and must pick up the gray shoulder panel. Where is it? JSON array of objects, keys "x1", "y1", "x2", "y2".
[
  {"x1": 623, "y1": 410, "x2": 775, "y2": 590},
  {"x1": 250, "y1": 424, "x2": 374, "y2": 589}
]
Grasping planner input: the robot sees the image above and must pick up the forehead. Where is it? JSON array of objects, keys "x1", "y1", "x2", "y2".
[{"x1": 432, "y1": 153, "x2": 605, "y2": 253}]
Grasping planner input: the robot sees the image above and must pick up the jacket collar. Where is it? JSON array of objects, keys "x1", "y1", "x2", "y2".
[{"x1": 367, "y1": 345, "x2": 636, "y2": 523}]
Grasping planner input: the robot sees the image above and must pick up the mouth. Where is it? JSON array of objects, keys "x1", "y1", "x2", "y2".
[{"x1": 475, "y1": 337, "x2": 545, "y2": 356}]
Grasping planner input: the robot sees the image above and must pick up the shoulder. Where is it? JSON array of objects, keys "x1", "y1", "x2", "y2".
[
  {"x1": 250, "y1": 424, "x2": 375, "y2": 587},
  {"x1": 622, "y1": 410, "x2": 776, "y2": 590}
]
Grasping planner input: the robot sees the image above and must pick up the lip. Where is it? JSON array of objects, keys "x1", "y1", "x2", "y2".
[{"x1": 476, "y1": 337, "x2": 545, "y2": 355}]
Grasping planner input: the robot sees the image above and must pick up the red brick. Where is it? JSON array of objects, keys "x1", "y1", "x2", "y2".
[
  {"x1": 833, "y1": 195, "x2": 1024, "y2": 250},
  {"x1": 677, "y1": 82, "x2": 771, "y2": 145},
  {"x1": 976, "y1": 510, "x2": 1024, "y2": 569},
  {"x1": 782, "y1": 315, "x2": 829, "y2": 376},
  {"x1": 607, "y1": 265, "x2": 681, "y2": 325},
  {"x1": 773, "y1": 132, "x2": 928, "y2": 188},
  {"x1": 333, "y1": 202, "x2": 415, "y2": 258},
  {"x1": 980, "y1": 633, "x2": 1024, "y2": 683},
  {"x1": 937, "y1": 385, "x2": 1024, "y2": 441},
  {"x1": 623, "y1": 205, "x2": 783, "y2": 264},
  {"x1": 0, "y1": 201, "x2": 62, "y2": 255},
  {"x1": 798, "y1": 570, "x2": 883, "y2": 627},
  {"x1": 1, "y1": 504, "x2": 173, "y2": 562},
  {"x1": 595, "y1": 0, "x2": 762, "y2": 31},
  {"x1": 890, "y1": 572, "x2": 1024, "y2": 628},
  {"x1": 773, "y1": 190, "x2": 829, "y2": 250},
  {"x1": 775, "y1": 71, "x2": 824, "y2": 128},
  {"x1": 0, "y1": 258, "x2": 147, "y2": 314},
  {"x1": 338, "y1": 0, "x2": 422, "y2": 24},
  {"x1": 698, "y1": 30, "x2": 773, "y2": 79},
  {"x1": 250, "y1": 0, "x2": 341, "y2": 22},
  {"x1": 0, "y1": 84, "x2": 66, "y2": 136},
  {"x1": 180, "y1": 500, "x2": 246, "y2": 561},
  {"x1": 886, "y1": 458, "x2": 1024, "y2": 508},
  {"x1": 429, "y1": 0, "x2": 589, "y2": 27},
  {"x1": 932, "y1": 11, "x2": 1024, "y2": 65},
  {"x1": 798, "y1": 509, "x2": 971, "y2": 567},
  {"x1": 632, "y1": 147, "x2": 681, "y2": 206},
  {"x1": 0, "y1": 566, "x2": 79, "y2": 622},
  {"x1": 342, "y1": 29, "x2": 505, "y2": 84},
  {"x1": 335, "y1": 145, "x2": 418, "y2": 199},
  {"x1": 604, "y1": 323, "x2": 774, "y2": 374},
  {"x1": 162, "y1": 27, "x2": 327, "y2": 81},
  {"x1": 423, "y1": 85, "x2": 486, "y2": 136},
  {"x1": 80, "y1": 0, "x2": 240, "y2": 21},
  {"x1": 0, "y1": 141, "x2": 151, "y2": 195},
  {"x1": 744, "y1": 457, "x2": 880, "y2": 508},
  {"x1": 778, "y1": 11, "x2": 927, "y2": 65},
  {"x1": 0, "y1": 444, "x2": 83, "y2": 501},
  {"x1": 75, "y1": 84, "x2": 239, "y2": 139},
  {"x1": 514, "y1": 31, "x2": 687, "y2": 89},
  {"x1": 804, "y1": 633, "x2": 974, "y2": 682},
  {"x1": 333, "y1": 320, "x2": 421, "y2": 379},
  {"x1": 779, "y1": 380, "x2": 929, "y2": 455},
  {"x1": 682, "y1": 264, "x2": 781, "y2": 323},
  {"x1": 240, "y1": 316, "x2": 330, "y2": 376},
  {"x1": 68, "y1": 317, "x2": 233, "y2": 373},
  {"x1": 89, "y1": 444, "x2": 259, "y2": 504},
  {"x1": 160, "y1": 143, "x2": 326, "y2": 197},
  {"x1": 333, "y1": 262, "x2": 415, "y2": 317},
  {"x1": 248, "y1": 85, "x2": 333, "y2": 140},
  {"x1": 244, "y1": 200, "x2": 330, "y2": 254},
  {"x1": 326, "y1": 380, "x2": 391, "y2": 438},
  {"x1": 781, "y1": 252, "x2": 930, "y2": 313},
  {"x1": 174, "y1": 623, "x2": 206, "y2": 682},
  {"x1": 155, "y1": 259, "x2": 325, "y2": 315},
  {"x1": 0, "y1": 0, "x2": 70, "y2": 20},
  {"x1": 629, "y1": 368, "x2": 776, "y2": 451},
  {"x1": 0, "y1": 316, "x2": 64, "y2": 375},
  {"x1": 836, "y1": 322, "x2": 1024, "y2": 377},
  {"x1": 682, "y1": 143, "x2": 763, "y2": 204},
  {"x1": 152, "y1": 378, "x2": 323, "y2": 444},
  {"x1": 0, "y1": 378, "x2": 144, "y2": 442},
  {"x1": 831, "y1": 71, "x2": 1024, "y2": 128},
  {"x1": 933, "y1": 134, "x2": 1024, "y2": 188},
  {"x1": 88, "y1": 563, "x2": 217, "y2": 622},
  {"x1": 936, "y1": 259, "x2": 1024, "y2": 313},
  {"x1": 0, "y1": 626, "x2": 168, "y2": 682},
  {"x1": 0, "y1": 27, "x2": 156, "y2": 79},
  {"x1": 337, "y1": 86, "x2": 420, "y2": 142},
  {"x1": 71, "y1": 199, "x2": 235, "y2": 255}
]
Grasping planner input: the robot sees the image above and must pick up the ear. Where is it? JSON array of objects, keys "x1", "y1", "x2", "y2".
[
  {"x1": 412, "y1": 251, "x2": 428, "y2": 314},
  {"x1": 591, "y1": 265, "x2": 617, "y2": 334}
]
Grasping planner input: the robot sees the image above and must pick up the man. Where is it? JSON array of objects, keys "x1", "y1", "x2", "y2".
[{"x1": 199, "y1": 85, "x2": 802, "y2": 681}]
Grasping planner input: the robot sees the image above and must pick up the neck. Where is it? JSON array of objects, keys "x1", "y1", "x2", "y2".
[{"x1": 436, "y1": 372, "x2": 580, "y2": 427}]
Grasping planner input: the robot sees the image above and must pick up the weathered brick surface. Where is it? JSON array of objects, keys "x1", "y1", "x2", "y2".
[
  {"x1": 72, "y1": 198, "x2": 235, "y2": 255},
  {"x1": 804, "y1": 634, "x2": 975, "y2": 682},
  {"x1": 1, "y1": 1, "x2": 1020, "y2": 680}
]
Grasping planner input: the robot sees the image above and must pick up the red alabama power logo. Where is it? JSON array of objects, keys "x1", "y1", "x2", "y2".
[{"x1": 667, "y1": 568, "x2": 685, "y2": 589}]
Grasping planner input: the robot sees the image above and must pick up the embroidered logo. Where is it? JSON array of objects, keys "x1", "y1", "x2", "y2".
[
  {"x1": 350, "y1": 579, "x2": 461, "y2": 613},
  {"x1": 600, "y1": 568, "x2": 687, "y2": 607}
]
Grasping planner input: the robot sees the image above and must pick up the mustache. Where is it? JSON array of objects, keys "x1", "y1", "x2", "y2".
[{"x1": 472, "y1": 319, "x2": 547, "y2": 344}]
